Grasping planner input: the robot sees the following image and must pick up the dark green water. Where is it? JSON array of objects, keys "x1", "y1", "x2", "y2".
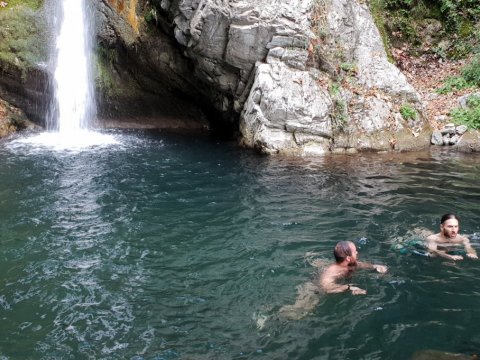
[{"x1": 1, "y1": 131, "x2": 480, "y2": 359}]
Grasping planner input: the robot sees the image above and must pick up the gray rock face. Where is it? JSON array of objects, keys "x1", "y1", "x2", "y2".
[
  {"x1": 239, "y1": 0, "x2": 426, "y2": 153},
  {"x1": 97, "y1": 0, "x2": 427, "y2": 154},
  {"x1": 92, "y1": 0, "x2": 210, "y2": 131},
  {"x1": 456, "y1": 125, "x2": 468, "y2": 135},
  {"x1": 431, "y1": 130, "x2": 443, "y2": 145},
  {"x1": 458, "y1": 92, "x2": 480, "y2": 109},
  {"x1": 240, "y1": 61, "x2": 333, "y2": 155}
]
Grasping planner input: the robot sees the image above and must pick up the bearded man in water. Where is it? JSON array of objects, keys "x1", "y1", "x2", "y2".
[
  {"x1": 320, "y1": 240, "x2": 387, "y2": 295},
  {"x1": 278, "y1": 240, "x2": 387, "y2": 319},
  {"x1": 426, "y1": 213, "x2": 478, "y2": 261}
]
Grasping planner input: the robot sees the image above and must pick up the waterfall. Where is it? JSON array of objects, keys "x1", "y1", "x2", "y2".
[
  {"x1": 52, "y1": 0, "x2": 95, "y2": 133},
  {"x1": 11, "y1": 0, "x2": 120, "y2": 151}
]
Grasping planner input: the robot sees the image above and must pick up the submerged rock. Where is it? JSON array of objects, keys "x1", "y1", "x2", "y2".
[{"x1": 410, "y1": 349, "x2": 475, "y2": 360}]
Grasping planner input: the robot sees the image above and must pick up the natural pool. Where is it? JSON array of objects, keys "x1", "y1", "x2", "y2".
[{"x1": 1, "y1": 131, "x2": 480, "y2": 359}]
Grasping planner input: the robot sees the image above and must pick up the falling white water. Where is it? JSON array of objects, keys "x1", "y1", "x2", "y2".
[
  {"x1": 10, "y1": 0, "x2": 119, "y2": 151},
  {"x1": 55, "y1": 0, "x2": 93, "y2": 133}
]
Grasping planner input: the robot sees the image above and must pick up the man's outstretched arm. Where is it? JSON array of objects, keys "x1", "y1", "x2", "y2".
[
  {"x1": 356, "y1": 261, "x2": 388, "y2": 273},
  {"x1": 462, "y1": 236, "x2": 478, "y2": 259}
]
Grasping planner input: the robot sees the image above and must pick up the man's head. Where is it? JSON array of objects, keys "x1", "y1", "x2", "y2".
[
  {"x1": 440, "y1": 213, "x2": 460, "y2": 239},
  {"x1": 334, "y1": 241, "x2": 358, "y2": 265}
]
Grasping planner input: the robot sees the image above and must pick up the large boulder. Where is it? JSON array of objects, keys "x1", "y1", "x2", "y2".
[
  {"x1": 239, "y1": 0, "x2": 429, "y2": 154},
  {"x1": 115, "y1": 0, "x2": 429, "y2": 154}
]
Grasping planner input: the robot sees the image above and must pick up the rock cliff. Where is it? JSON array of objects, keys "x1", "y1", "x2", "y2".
[{"x1": 0, "y1": 0, "x2": 434, "y2": 153}]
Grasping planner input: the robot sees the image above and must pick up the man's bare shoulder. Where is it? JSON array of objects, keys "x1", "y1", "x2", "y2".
[
  {"x1": 426, "y1": 233, "x2": 440, "y2": 242},
  {"x1": 320, "y1": 264, "x2": 345, "y2": 280},
  {"x1": 321, "y1": 263, "x2": 340, "y2": 275},
  {"x1": 456, "y1": 234, "x2": 471, "y2": 243},
  {"x1": 442, "y1": 234, "x2": 470, "y2": 244}
]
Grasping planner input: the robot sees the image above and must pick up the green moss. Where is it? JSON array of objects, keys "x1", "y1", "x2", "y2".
[
  {"x1": 462, "y1": 55, "x2": 480, "y2": 86},
  {"x1": 458, "y1": 20, "x2": 474, "y2": 38},
  {"x1": 94, "y1": 45, "x2": 142, "y2": 100},
  {"x1": 328, "y1": 82, "x2": 340, "y2": 96},
  {"x1": 400, "y1": 103, "x2": 417, "y2": 120},
  {"x1": 94, "y1": 46, "x2": 119, "y2": 98},
  {"x1": 451, "y1": 95, "x2": 480, "y2": 129},
  {"x1": 0, "y1": 4, "x2": 47, "y2": 71},
  {"x1": 339, "y1": 62, "x2": 357, "y2": 74},
  {"x1": 367, "y1": 0, "x2": 393, "y2": 61},
  {"x1": 367, "y1": 0, "x2": 479, "y2": 60},
  {"x1": 0, "y1": 0, "x2": 42, "y2": 11}
]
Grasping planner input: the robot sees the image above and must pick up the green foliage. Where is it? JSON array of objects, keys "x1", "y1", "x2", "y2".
[
  {"x1": 328, "y1": 81, "x2": 348, "y2": 132},
  {"x1": 144, "y1": 8, "x2": 158, "y2": 25},
  {"x1": 437, "y1": 76, "x2": 471, "y2": 94},
  {"x1": 329, "y1": 82, "x2": 340, "y2": 96},
  {"x1": 438, "y1": 0, "x2": 480, "y2": 31},
  {"x1": 367, "y1": 0, "x2": 480, "y2": 59},
  {"x1": 400, "y1": 103, "x2": 417, "y2": 120},
  {"x1": 462, "y1": 56, "x2": 480, "y2": 87},
  {"x1": 437, "y1": 56, "x2": 480, "y2": 93},
  {"x1": 332, "y1": 98, "x2": 348, "y2": 131},
  {"x1": 339, "y1": 62, "x2": 357, "y2": 74},
  {"x1": 450, "y1": 95, "x2": 480, "y2": 129}
]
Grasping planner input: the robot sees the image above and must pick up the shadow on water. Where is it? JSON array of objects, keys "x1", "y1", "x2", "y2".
[{"x1": 1, "y1": 134, "x2": 480, "y2": 359}]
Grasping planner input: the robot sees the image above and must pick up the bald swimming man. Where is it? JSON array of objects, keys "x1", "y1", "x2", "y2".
[
  {"x1": 279, "y1": 240, "x2": 387, "y2": 319},
  {"x1": 320, "y1": 240, "x2": 387, "y2": 295}
]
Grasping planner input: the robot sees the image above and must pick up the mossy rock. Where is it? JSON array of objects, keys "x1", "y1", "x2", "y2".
[
  {"x1": 0, "y1": 0, "x2": 43, "y2": 10},
  {"x1": 0, "y1": 1, "x2": 48, "y2": 72}
]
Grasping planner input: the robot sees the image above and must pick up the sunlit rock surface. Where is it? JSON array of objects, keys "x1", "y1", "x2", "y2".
[
  {"x1": 0, "y1": 98, "x2": 40, "y2": 138},
  {"x1": 98, "y1": 0, "x2": 431, "y2": 153}
]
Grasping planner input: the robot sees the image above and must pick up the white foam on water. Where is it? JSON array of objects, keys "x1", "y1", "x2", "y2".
[{"x1": 8, "y1": 130, "x2": 120, "y2": 153}]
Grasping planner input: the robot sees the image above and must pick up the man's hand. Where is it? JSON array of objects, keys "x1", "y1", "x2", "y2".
[
  {"x1": 466, "y1": 253, "x2": 478, "y2": 259},
  {"x1": 350, "y1": 286, "x2": 367, "y2": 295},
  {"x1": 373, "y1": 265, "x2": 388, "y2": 273},
  {"x1": 450, "y1": 255, "x2": 463, "y2": 261}
]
